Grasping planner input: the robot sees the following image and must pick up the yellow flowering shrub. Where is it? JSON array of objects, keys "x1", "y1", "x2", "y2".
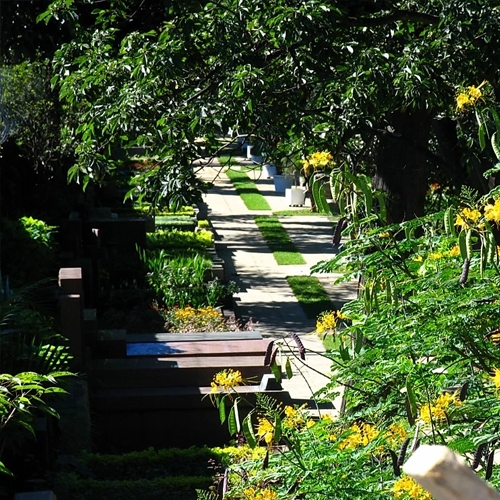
[
  {"x1": 166, "y1": 305, "x2": 227, "y2": 333},
  {"x1": 427, "y1": 245, "x2": 460, "y2": 260},
  {"x1": 212, "y1": 445, "x2": 267, "y2": 464},
  {"x1": 393, "y1": 475, "x2": 432, "y2": 500},
  {"x1": 338, "y1": 422, "x2": 380, "y2": 450},
  {"x1": 243, "y1": 487, "x2": 278, "y2": 500},
  {"x1": 385, "y1": 422, "x2": 408, "y2": 448},
  {"x1": 283, "y1": 405, "x2": 306, "y2": 429},
  {"x1": 491, "y1": 368, "x2": 500, "y2": 391},
  {"x1": 301, "y1": 151, "x2": 335, "y2": 176},
  {"x1": 419, "y1": 392, "x2": 462, "y2": 424}
]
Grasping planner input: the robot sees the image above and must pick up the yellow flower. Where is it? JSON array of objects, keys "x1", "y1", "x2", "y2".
[
  {"x1": 455, "y1": 207, "x2": 482, "y2": 229},
  {"x1": 283, "y1": 405, "x2": 305, "y2": 429},
  {"x1": 339, "y1": 422, "x2": 379, "y2": 449},
  {"x1": 210, "y1": 368, "x2": 243, "y2": 392},
  {"x1": 244, "y1": 487, "x2": 278, "y2": 500},
  {"x1": 456, "y1": 92, "x2": 470, "y2": 111},
  {"x1": 427, "y1": 251, "x2": 444, "y2": 260},
  {"x1": 386, "y1": 422, "x2": 408, "y2": 447},
  {"x1": 468, "y1": 85, "x2": 482, "y2": 101},
  {"x1": 419, "y1": 392, "x2": 462, "y2": 424},
  {"x1": 302, "y1": 150, "x2": 335, "y2": 175},
  {"x1": 393, "y1": 475, "x2": 431, "y2": 500},
  {"x1": 484, "y1": 198, "x2": 500, "y2": 226},
  {"x1": 456, "y1": 81, "x2": 488, "y2": 112},
  {"x1": 447, "y1": 245, "x2": 460, "y2": 257},
  {"x1": 316, "y1": 310, "x2": 347, "y2": 334},
  {"x1": 256, "y1": 417, "x2": 274, "y2": 446},
  {"x1": 492, "y1": 368, "x2": 500, "y2": 390}
]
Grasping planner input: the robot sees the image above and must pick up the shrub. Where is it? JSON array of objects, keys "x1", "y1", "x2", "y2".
[
  {"x1": 146, "y1": 228, "x2": 213, "y2": 251},
  {"x1": 164, "y1": 306, "x2": 227, "y2": 333}
]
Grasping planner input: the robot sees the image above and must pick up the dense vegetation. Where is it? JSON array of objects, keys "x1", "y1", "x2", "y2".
[{"x1": 2, "y1": 1, "x2": 500, "y2": 499}]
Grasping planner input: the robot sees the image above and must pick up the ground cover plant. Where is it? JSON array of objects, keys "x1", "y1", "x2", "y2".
[
  {"x1": 53, "y1": 446, "x2": 234, "y2": 500},
  {"x1": 286, "y1": 275, "x2": 336, "y2": 319},
  {"x1": 272, "y1": 209, "x2": 328, "y2": 217},
  {"x1": 224, "y1": 169, "x2": 272, "y2": 211},
  {"x1": 254, "y1": 216, "x2": 306, "y2": 265}
]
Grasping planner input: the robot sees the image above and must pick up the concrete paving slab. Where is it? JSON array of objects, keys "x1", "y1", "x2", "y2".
[{"x1": 197, "y1": 163, "x2": 356, "y2": 410}]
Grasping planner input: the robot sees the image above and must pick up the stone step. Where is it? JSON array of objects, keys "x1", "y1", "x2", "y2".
[
  {"x1": 91, "y1": 377, "x2": 287, "y2": 411},
  {"x1": 93, "y1": 330, "x2": 266, "y2": 359},
  {"x1": 126, "y1": 338, "x2": 270, "y2": 357},
  {"x1": 125, "y1": 330, "x2": 262, "y2": 342},
  {"x1": 90, "y1": 355, "x2": 270, "y2": 388}
]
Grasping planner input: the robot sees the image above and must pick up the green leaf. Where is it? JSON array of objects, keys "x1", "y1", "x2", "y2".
[
  {"x1": 273, "y1": 412, "x2": 282, "y2": 444},
  {"x1": 0, "y1": 461, "x2": 14, "y2": 476},
  {"x1": 218, "y1": 396, "x2": 227, "y2": 424},
  {"x1": 405, "y1": 376, "x2": 417, "y2": 421},
  {"x1": 242, "y1": 413, "x2": 257, "y2": 448},
  {"x1": 270, "y1": 360, "x2": 282, "y2": 383},
  {"x1": 458, "y1": 230, "x2": 467, "y2": 260},
  {"x1": 228, "y1": 405, "x2": 238, "y2": 436},
  {"x1": 339, "y1": 342, "x2": 350, "y2": 361},
  {"x1": 354, "y1": 329, "x2": 364, "y2": 354},
  {"x1": 479, "y1": 122, "x2": 486, "y2": 150},
  {"x1": 285, "y1": 357, "x2": 293, "y2": 379}
]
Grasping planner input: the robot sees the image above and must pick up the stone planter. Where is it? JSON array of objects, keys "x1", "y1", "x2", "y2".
[
  {"x1": 250, "y1": 154, "x2": 264, "y2": 164},
  {"x1": 285, "y1": 187, "x2": 307, "y2": 207},
  {"x1": 273, "y1": 175, "x2": 294, "y2": 193},
  {"x1": 262, "y1": 163, "x2": 277, "y2": 178}
]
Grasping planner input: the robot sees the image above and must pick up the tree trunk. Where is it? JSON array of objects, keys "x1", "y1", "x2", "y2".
[{"x1": 373, "y1": 110, "x2": 432, "y2": 223}]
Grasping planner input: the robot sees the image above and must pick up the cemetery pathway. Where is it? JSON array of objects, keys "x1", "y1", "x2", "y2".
[{"x1": 197, "y1": 160, "x2": 357, "y2": 406}]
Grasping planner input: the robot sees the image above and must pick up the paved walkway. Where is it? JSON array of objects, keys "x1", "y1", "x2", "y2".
[{"x1": 197, "y1": 160, "x2": 357, "y2": 406}]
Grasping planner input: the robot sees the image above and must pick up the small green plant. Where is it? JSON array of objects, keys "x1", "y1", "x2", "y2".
[
  {"x1": 19, "y1": 216, "x2": 58, "y2": 247},
  {"x1": 1, "y1": 217, "x2": 59, "y2": 285},
  {"x1": 138, "y1": 250, "x2": 237, "y2": 309},
  {"x1": 146, "y1": 228, "x2": 213, "y2": 251},
  {"x1": 197, "y1": 219, "x2": 210, "y2": 229},
  {"x1": 0, "y1": 372, "x2": 71, "y2": 476}
]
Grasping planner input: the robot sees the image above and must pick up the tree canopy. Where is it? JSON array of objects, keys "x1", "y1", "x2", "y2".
[{"x1": 5, "y1": 0, "x2": 500, "y2": 215}]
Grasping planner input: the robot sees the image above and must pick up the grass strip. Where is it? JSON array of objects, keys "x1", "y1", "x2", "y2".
[
  {"x1": 225, "y1": 168, "x2": 272, "y2": 210},
  {"x1": 286, "y1": 275, "x2": 337, "y2": 319},
  {"x1": 254, "y1": 216, "x2": 306, "y2": 265},
  {"x1": 273, "y1": 209, "x2": 339, "y2": 221}
]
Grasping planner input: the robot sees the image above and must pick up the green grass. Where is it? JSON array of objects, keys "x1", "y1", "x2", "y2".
[
  {"x1": 218, "y1": 155, "x2": 241, "y2": 167},
  {"x1": 286, "y1": 275, "x2": 337, "y2": 319},
  {"x1": 254, "y1": 216, "x2": 306, "y2": 265},
  {"x1": 272, "y1": 208, "x2": 322, "y2": 216},
  {"x1": 224, "y1": 168, "x2": 272, "y2": 210}
]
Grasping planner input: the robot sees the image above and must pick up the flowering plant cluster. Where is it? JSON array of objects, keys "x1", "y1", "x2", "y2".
[
  {"x1": 315, "y1": 309, "x2": 348, "y2": 335},
  {"x1": 164, "y1": 305, "x2": 227, "y2": 333},
  {"x1": 200, "y1": 87, "x2": 500, "y2": 500},
  {"x1": 456, "y1": 80, "x2": 487, "y2": 112},
  {"x1": 301, "y1": 150, "x2": 335, "y2": 176}
]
